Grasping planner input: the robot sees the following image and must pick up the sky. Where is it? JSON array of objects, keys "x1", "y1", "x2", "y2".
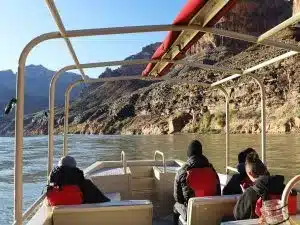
[{"x1": 1, "y1": 0, "x2": 187, "y2": 77}]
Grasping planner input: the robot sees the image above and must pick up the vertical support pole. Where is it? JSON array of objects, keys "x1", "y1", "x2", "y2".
[
  {"x1": 48, "y1": 67, "x2": 72, "y2": 175},
  {"x1": 13, "y1": 31, "x2": 61, "y2": 225},
  {"x1": 15, "y1": 62, "x2": 25, "y2": 225},
  {"x1": 225, "y1": 91, "x2": 230, "y2": 173},
  {"x1": 215, "y1": 86, "x2": 230, "y2": 174},
  {"x1": 63, "y1": 88, "x2": 70, "y2": 156},
  {"x1": 48, "y1": 78, "x2": 55, "y2": 176},
  {"x1": 63, "y1": 80, "x2": 83, "y2": 156},
  {"x1": 248, "y1": 75, "x2": 266, "y2": 164}
]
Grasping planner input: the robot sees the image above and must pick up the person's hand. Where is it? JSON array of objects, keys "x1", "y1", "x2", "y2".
[
  {"x1": 258, "y1": 216, "x2": 265, "y2": 224},
  {"x1": 240, "y1": 184, "x2": 245, "y2": 193}
]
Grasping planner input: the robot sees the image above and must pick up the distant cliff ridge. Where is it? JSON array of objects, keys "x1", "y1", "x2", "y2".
[
  {"x1": 1, "y1": 0, "x2": 300, "y2": 136},
  {"x1": 99, "y1": 42, "x2": 161, "y2": 78},
  {"x1": 0, "y1": 65, "x2": 82, "y2": 135},
  {"x1": 0, "y1": 65, "x2": 81, "y2": 115}
]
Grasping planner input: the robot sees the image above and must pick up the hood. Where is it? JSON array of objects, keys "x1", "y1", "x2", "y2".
[
  {"x1": 50, "y1": 166, "x2": 84, "y2": 187},
  {"x1": 186, "y1": 155, "x2": 210, "y2": 169},
  {"x1": 252, "y1": 175, "x2": 285, "y2": 199}
]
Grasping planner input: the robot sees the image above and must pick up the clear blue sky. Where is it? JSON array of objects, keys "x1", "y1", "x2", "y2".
[{"x1": 1, "y1": 0, "x2": 187, "y2": 77}]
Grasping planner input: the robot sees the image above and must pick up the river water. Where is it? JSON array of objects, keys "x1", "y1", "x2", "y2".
[{"x1": 0, "y1": 134, "x2": 300, "y2": 224}]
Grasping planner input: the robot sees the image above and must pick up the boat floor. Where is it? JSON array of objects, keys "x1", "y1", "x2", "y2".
[{"x1": 153, "y1": 215, "x2": 173, "y2": 225}]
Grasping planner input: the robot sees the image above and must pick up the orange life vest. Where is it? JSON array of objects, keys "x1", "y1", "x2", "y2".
[
  {"x1": 46, "y1": 185, "x2": 83, "y2": 206},
  {"x1": 186, "y1": 167, "x2": 218, "y2": 197}
]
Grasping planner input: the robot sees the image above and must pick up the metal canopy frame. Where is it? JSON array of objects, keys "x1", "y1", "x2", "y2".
[{"x1": 13, "y1": 0, "x2": 300, "y2": 223}]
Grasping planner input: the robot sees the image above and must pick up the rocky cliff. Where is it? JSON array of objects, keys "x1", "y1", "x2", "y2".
[{"x1": 2, "y1": 0, "x2": 300, "y2": 136}]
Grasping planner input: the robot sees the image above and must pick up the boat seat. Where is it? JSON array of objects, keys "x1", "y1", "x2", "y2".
[
  {"x1": 218, "y1": 173, "x2": 232, "y2": 192},
  {"x1": 180, "y1": 195, "x2": 240, "y2": 225},
  {"x1": 52, "y1": 200, "x2": 153, "y2": 225}
]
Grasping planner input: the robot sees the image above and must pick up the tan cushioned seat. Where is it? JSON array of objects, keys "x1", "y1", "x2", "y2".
[
  {"x1": 52, "y1": 200, "x2": 153, "y2": 225},
  {"x1": 186, "y1": 195, "x2": 240, "y2": 225}
]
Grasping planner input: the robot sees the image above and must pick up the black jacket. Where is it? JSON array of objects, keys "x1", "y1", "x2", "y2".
[
  {"x1": 222, "y1": 166, "x2": 248, "y2": 195},
  {"x1": 49, "y1": 166, "x2": 110, "y2": 204},
  {"x1": 174, "y1": 155, "x2": 221, "y2": 205},
  {"x1": 223, "y1": 174, "x2": 248, "y2": 195},
  {"x1": 233, "y1": 175, "x2": 285, "y2": 220}
]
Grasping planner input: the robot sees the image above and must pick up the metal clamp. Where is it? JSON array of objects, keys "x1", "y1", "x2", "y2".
[
  {"x1": 121, "y1": 151, "x2": 127, "y2": 174},
  {"x1": 154, "y1": 150, "x2": 166, "y2": 173}
]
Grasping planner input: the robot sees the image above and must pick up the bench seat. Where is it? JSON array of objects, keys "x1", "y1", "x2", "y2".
[
  {"x1": 180, "y1": 195, "x2": 240, "y2": 225},
  {"x1": 52, "y1": 200, "x2": 153, "y2": 225}
]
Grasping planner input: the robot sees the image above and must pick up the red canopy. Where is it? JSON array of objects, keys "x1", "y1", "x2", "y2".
[{"x1": 142, "y1": 0, "x2": 238, "y2": 77}]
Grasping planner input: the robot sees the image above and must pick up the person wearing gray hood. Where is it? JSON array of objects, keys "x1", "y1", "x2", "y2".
[{"x1": 47, "y1": 155, "x2": 110, "y2": 205}]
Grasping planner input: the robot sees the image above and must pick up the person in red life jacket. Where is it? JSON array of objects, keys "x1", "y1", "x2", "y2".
[
  {"x1": 233, "y1": 152, "x2": 297, "y2": 220},
  {"x1": 223, "y1": 148, "x2": 258, "y2": 195},
  {"x1": 46, "y1": 155, "x2": 110, "y2": 206},
  {"x1": 173, "y1": 140, "x2": 221, "y2": 225}
]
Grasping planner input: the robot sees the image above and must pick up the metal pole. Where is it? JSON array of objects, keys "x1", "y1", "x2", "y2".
[
  {"x1": 248, "y1": 75, "x2": 266, "y2": 164},
  {"x1": 63, "y1": 80, "x2": 83, "y2": 155},
  {"x1": 45, "y1": 0, "x2": 87, "y2": 80},
  {"x1": 257, "y1": 12, "x2": 300, "y2": 43},
  {"x1": 61, "y1": 25, "x2": 300, "y2": 52},
  {"x1": 63, "y1": 87, "x2": 70, "y2": 156},
  {"x1": 15, "y1": 60, "x2": 24, "y2": 225},
  {"x1": 215, "y1": 86, "x2": 230, "y2": 174},
  {"x1": 211, "y1": 51, "x2": 298, "y2": 87},
  {"x1": 14, "y1": 32, "x2": 60, "y2": 225},
  {"x1": 48, "y1": 66, "x2": 76, "y2": 174}
]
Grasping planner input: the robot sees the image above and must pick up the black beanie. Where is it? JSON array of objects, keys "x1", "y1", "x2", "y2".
[{"x1": 187, "y1": 140, "x2": 202, "y2": 157}]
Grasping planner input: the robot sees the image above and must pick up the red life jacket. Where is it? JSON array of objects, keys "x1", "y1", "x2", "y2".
[
  {"x1": 255, "y1": 193, "x2": 297, "y2": 217},
  {"x1": 46, "y1": 185, "x2": 83, "y2": 206},
  {"x1": 186, "y1": 167, "x2": 217, "y2": 197}
]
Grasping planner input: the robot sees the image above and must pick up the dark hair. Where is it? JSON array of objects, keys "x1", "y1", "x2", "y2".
[
  {"x1": 238, "y1": 148, "x2": 256, "y2": 164},
  {"x1": 245, "y1": 152, "x2": 267, "y2": 178}
]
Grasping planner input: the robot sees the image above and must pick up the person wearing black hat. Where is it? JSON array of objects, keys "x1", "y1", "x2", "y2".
[
  {"x1": 222, "y1": 148, "x2": 258, "y2": 195},
  {"x1": 173, "y1": 140, "x2": 221, "y2": 225}
]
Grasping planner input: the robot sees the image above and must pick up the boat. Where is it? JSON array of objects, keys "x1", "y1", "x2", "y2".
[{"x1": 12, "y1": 0, "x2": 300, "y2": 224}]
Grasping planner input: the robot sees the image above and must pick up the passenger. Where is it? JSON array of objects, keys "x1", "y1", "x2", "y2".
[
  {"x1": 173, "y1": 140, "x2": 221, "y2": 225},
  {"x1": 223, "y1": 148, "x2": 257, "y2": 195},
  {"x1": 46, "y1": 155, "x2": 110, "y2": 206},
  {"x1": 233, "y1": 152, "x2": 289, "y2": 220}
]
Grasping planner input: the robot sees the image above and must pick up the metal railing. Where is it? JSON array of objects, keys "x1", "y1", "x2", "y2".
[
  {"x1": 12, "y1": 193, "x2": 46, "y2": 225},
  {"x1": 13, "y1": 2, "x2": 300, "y2": 223},
  {"x1": 226, "y1": 166, "x2": 239, "y2": 174},
  {"x1": 154, "y1": 151, "x2": 166, "y2": 173},
  {"x1": 121, "y1": 151, "x2": 127, "y2": 174}
]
